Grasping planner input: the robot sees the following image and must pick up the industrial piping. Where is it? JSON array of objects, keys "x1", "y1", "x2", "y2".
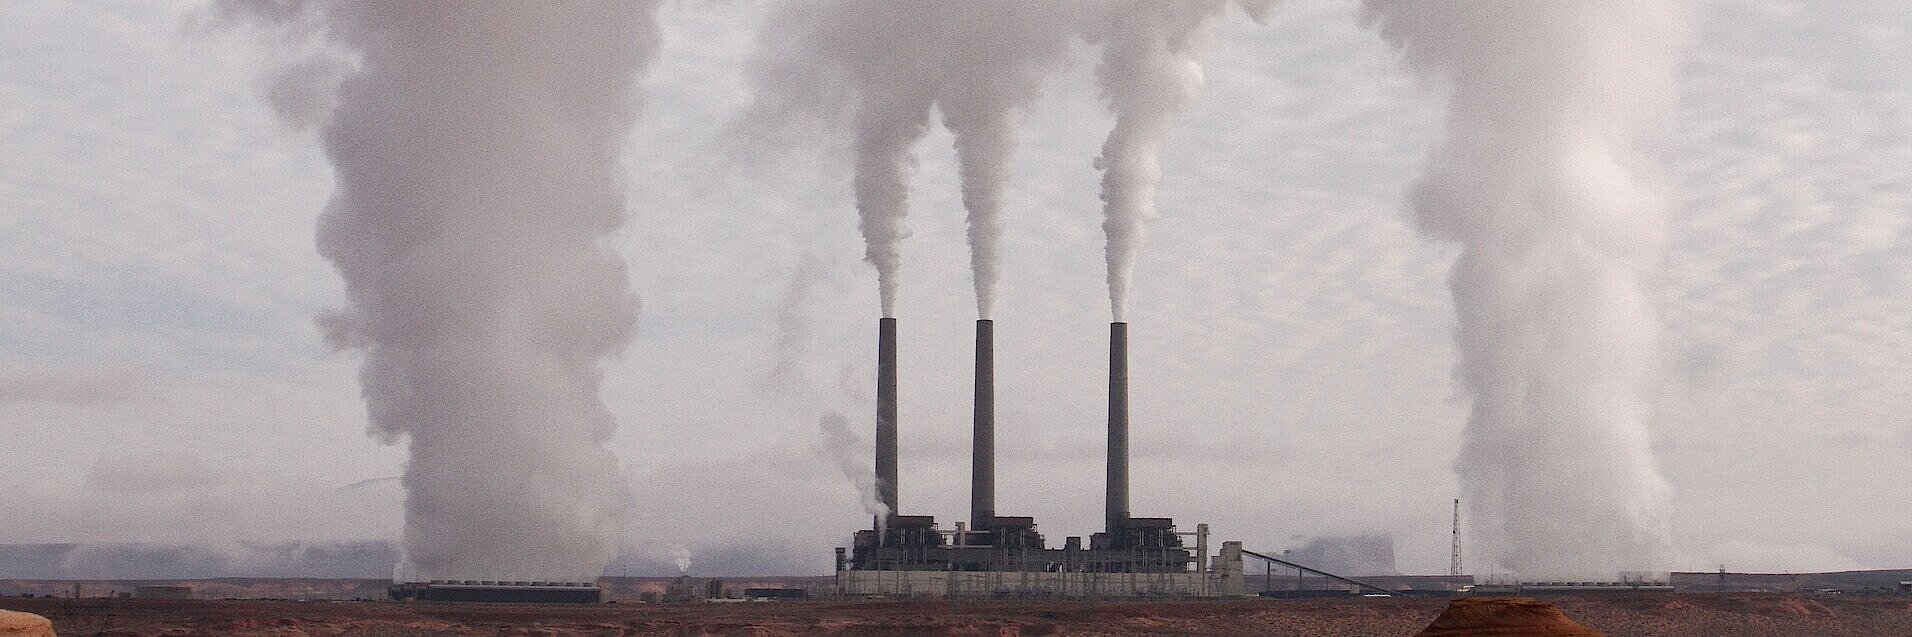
[
  {"x1": 1106, "y1": 321, "x2": 1129, "y2": 533},
  {"x1": 971, "y1": 319, "x2": 994, "y2": 530},
  {"x1": 876, "y1": 317, "x2": 898, "y2": 524}
]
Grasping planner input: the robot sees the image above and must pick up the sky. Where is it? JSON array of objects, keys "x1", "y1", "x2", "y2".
[{"x1": 1, "y1": 1, "x2": 1908, "y2": 577}]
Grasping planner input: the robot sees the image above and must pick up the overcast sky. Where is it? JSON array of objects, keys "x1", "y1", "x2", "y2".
[{"x1": 2, "y1": 0, "x2": 1908, "y2": 576}]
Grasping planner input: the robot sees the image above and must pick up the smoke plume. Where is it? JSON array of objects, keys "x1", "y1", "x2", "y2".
[
  {"x1": 817, "y1": 410, "x2": 890, "y2": 524},
  {"x1": 1363, "y1": 1, "x2": 1687, "y2": 577},
  {"x1": 765, "y1": 252, "x2": 830, "y2": 394},
  {"x1": 669, "y1": 545, "x2": 692, "y2": 576},
  {"x1": 934, "y1": 5, "x2": 1076, "y2": 318},
  {"x1": 1086, "y1": 1, "x2": 1270, "y2": 321},
  {"x1": 223, "y1": 2, "x2": 661, "y2": 581},
  {"x1": 761, "y1": 1, "x2": 1075, "y2": 318}
]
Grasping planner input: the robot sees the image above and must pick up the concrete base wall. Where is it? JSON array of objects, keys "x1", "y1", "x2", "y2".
[{"x1": 837, "y1": 570, "x2": 1230, "y2": 599}]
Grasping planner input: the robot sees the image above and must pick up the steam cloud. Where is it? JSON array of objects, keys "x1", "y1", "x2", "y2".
[
  {"x1": 1364, "y1": 1, "x2": 1687, "y2": 577},
  {"x1": 1087, "y1": 1, "x2": 1270, "y2": 321},
  {"x1": 764, "y1": 2, "x2": 1075, "y2": 318},
  {"x1": 670, "y1": 544, "x2": 692, "y2": 575},
  {"x1": 818, "y1": 410, "x2": 890, "y2": 524},
  {"x1": 934, "y1": 5, "x2": 1076, "y2": 318},
  {"x1": 767, "y1": 2, "x2": 1273, "y2": 321},
  {"x1": 226, "y1": 2, "x2": 662, "y2": 581}
]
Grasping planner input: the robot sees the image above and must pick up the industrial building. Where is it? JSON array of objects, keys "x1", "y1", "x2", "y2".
[
  {"x1": 835, "y1": 319, "x2": 1251, "y2": 598},
  {"x1": 1467, "y1": 571, "x2": 1672, "y2": 595},
  {"x1": 132, "y1": 585, "x2": 192, "y2": 600},
  {"x1": 388, "y1": 580, "x2": 603, "y2": 603}
]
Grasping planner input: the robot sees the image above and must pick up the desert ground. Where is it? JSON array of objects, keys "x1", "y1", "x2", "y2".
[{"x1": 5, "y1": 593, "x2": 1912, "y2": 636}]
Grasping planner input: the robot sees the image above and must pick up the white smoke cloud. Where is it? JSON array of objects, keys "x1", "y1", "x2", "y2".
[
  {"x1": 755, "y1": 1, "x2": 1079, "y2": 319},
  {"x1": 220, "y1": 1, "x2": 662, "y2": 582},
  {"x1": 765, "y1": 252, "x2": 832, "y2": 395},
  {"x1": 817, "y1": 409, "x2": 889, "y2": 524},
  {"x1": 1087, "y1": 1, "x2": 1271, "y2": 321},
  {"x1": 1363, "y1": 1, "x2": 1690, "y2": 578},
  {"x1": 756, "y1": 1, "x2": 1275, "y2": 322},
  {"x1": 670, "y1": 544, "x2": 692, "y2": 575},
  {"x1": 932, "y1": 5, "x2": 1078, "y2": 319}
]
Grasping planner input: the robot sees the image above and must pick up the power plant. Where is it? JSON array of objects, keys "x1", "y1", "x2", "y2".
[{"x1": 835, "y1": 319, "x2": 1248, "y2": 598}]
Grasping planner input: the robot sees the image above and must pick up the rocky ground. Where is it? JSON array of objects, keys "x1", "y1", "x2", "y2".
[{"x1": 3, "y1": 593, "x2": 1910, "y2": 636}]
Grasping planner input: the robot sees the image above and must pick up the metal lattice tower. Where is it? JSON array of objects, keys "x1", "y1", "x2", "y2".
[{"x1": 1449, "y1": 498, "x2": 1463, "y2": 576}]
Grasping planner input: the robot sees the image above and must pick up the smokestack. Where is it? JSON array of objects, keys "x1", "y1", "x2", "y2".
[
  {"x1": 875, "y1": 317, "x2": 899, "y2": 524},
  {"x1": 971, "y1": 319, "x2": 994, "y2": 530},
  {"x1": 1106, "y1": 321, "x2": 1129, "y2": 533}
]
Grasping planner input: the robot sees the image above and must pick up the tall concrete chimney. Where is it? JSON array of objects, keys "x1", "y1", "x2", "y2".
[
  {"x1": 971, "y1": 319, "x2": 994, "y2": 530},
  {"x1": 1106, "y1": 321, "x2": 1129, "y2": 533},
  {"x1": 876, "y1": 317, "x2": 898, "y2": 524}
]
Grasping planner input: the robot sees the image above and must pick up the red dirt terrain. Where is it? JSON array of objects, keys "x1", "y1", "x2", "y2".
[
  {"x1": 0, "y1": 608, "x2": 56, "y2": 637},
  {"x1": 1416, "y1": 597, "x2": 1603, "y2": 636},
  {"x1": 4, "y1": 593, "x2": 1911, "y2": 636}
]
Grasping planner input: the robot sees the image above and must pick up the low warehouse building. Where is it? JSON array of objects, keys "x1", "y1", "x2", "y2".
[{"x1": 389, "y1": 581, "x2": 602, "y2": 603}]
